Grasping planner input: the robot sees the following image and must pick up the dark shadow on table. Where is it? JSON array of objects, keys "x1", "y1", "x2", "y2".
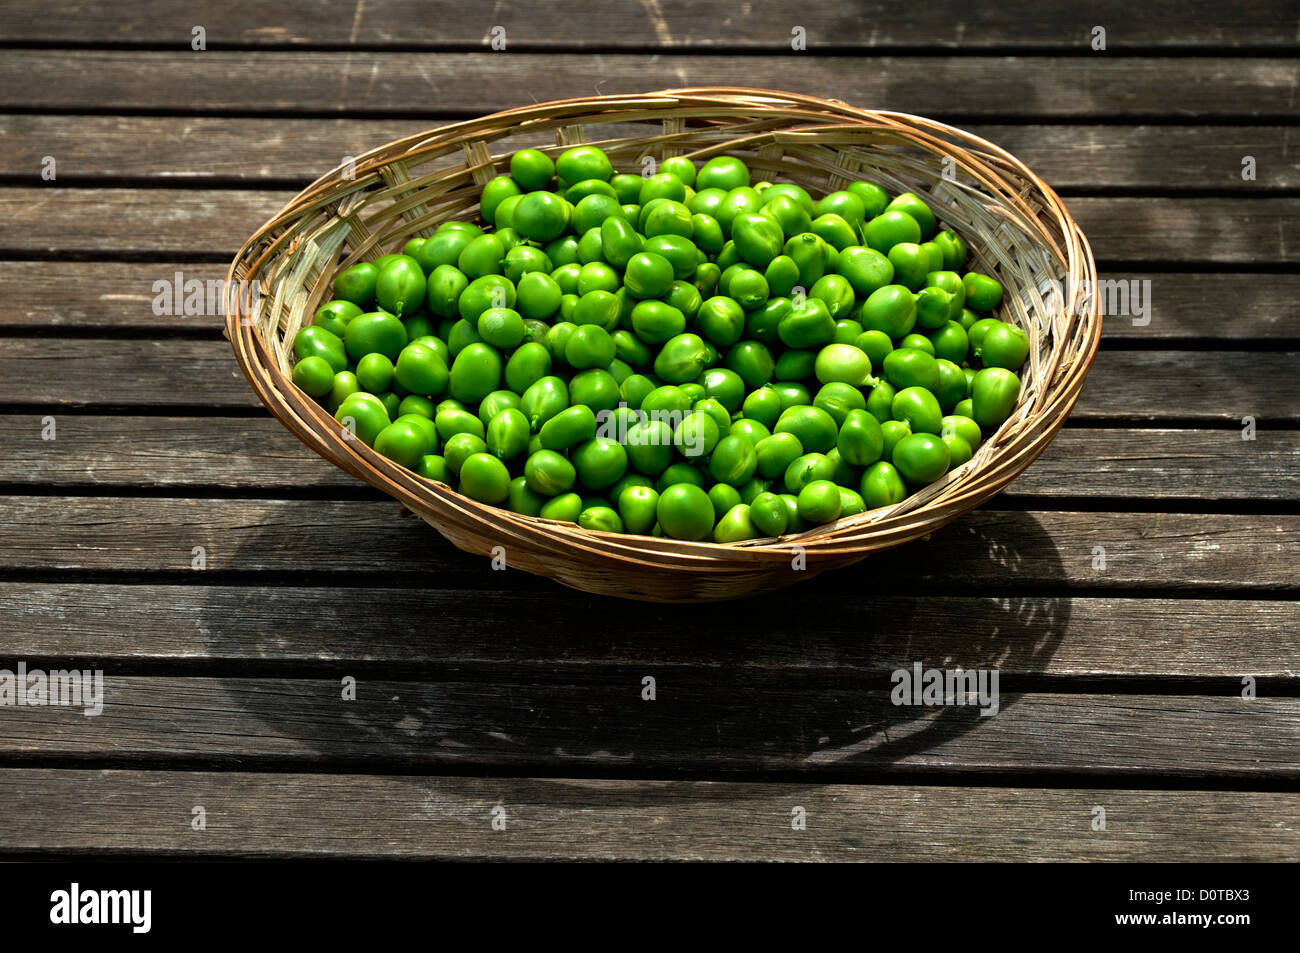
[{"x1": 200, "y1": 506, "x2": 1068, "y2": 779}]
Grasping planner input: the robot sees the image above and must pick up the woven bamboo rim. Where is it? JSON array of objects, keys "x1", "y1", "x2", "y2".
[{"x1": 226, "y1": 87, "x2": 1101, "y2": 602}]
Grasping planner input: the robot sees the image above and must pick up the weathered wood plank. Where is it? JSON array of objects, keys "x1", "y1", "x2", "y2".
[
  {"x1": 4, "y1": 116, "x2": 1297, "y2": 191},
  {"x1": 0, "y1": 770, "x2": 1293, "y2": 861},
  {"x1": 1, "y1": 584, "x2": 1294, "y2": 679},
  {"x1": 4, "y1": 188, "x2": 1296, "y2": 264},
  {"x1": 4, "y1": 340, "x2": 1293, "y2": 422},
  {"x1": 2, "y1": 1, "x2": 1293, "y2": 49},
  {"x1": 0, "y1": 678, "x2": 1291, "y2": 778},
  {"x1": 2, "y1": 416, "x2": 1294, "y2": 502},
  {"x1": 2, "y1": 261, "x2": 1292, "y2": 340},
  {"x1": 1, "y1": 52, "x2": 1296, "y2": 118},
  {"x1": 0, "y1": 496, "x2": 1291, "y2": 590}
]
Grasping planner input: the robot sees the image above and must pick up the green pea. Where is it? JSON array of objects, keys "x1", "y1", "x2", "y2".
[
  {"x1": 981, "y1": 322, "x2": 1030, "y2": 370},
  {"x1": 434, "y1": 406, "x2": 484, "y2": 442},
  {"x1": 458, "y1": 275, "x2": 515, "y2": 323},
  {"x1": 755, "y1": 432, "x2": 804, "y2": 479},
  {"x1": 775, "y1": 405, "x2": 839, "y2": 454},
  {"x1": 730, "y1": 212, "x2": 785, "y2": 268},
  {"x1": 782, "y1": 451, "x2": 834, "y2": 494},
  {"x1": 483, "y1": 407, "x2": 529, "y2": 460},
  {"x1": 764, "y1": 255, "x2": 801, "y2": 298},
  {"x1": 892, "y1": 386, "x2": 944, "y2": 435},
  {"x1": 696, "y1": 296, "x2": 747, "y2": 348},
  {"x1": 373, "y1": 419, "x2": 430, "y2": 468},
  {"x1": 935, "y1": 229, "x2": 968, "y2": 271},
  {"x1": 539, "y1": 404, "x2": 598, "y2": 451},
  {"x1": 711, "y1": 503, "x2": 757, "y2": 542},
  {"x1": 778, "y1": 298, "x2": 835, "y2": 349},
  {"x1": 709, "y1": 434, "x2": 758, "y2": 486},
  {"x1": 886, "y1": 193, "x2": 937, "y2": 240},
  {"x1": 846, "y1": 181, "x2": 889, "y2": 219},
  {"x1": 356, "y1": 352, "x2": 395, "y2": 393},
  {"x1": 622, "y1": 252, "x2": 675, "y2": 299},
  {"x1": 334, "y1": 392, "x2": 390, "y2": 447},
  {"x1": 326, "y1": 371, "x2": 360, "y2": 412},
  {"x1": 837, "y1": 409, "x2": 884, "y2": 466},
  {"x1": 524, "y1": 449, "x2": 577, "y2": 496},
  {"x1": 538, "y1": 491, "x2": 582, "y2": 522},
  {"x1": 760, "y1": 194, "x2": 813, "y2": 240},
  {"x1": 772, "y1": 381, "x2": 813, "y2": 411},
  {"x1": 749, "y1": 297, "x2": 795, "y2": 348},
  {"x1": 881, "y1": 348, "x2": 940, "y2": 391},
  {"x1": 563, "y1": 324, "x2": 615, "y2": 369},
  {"x1": 572, "y1": 437, "x2": 628, "y2": 490},
  {"x1": 813, "y1": 382, "x2": 867, "y2": 427},
  {"x1": 292, "y1": 355, "x2": 335, "y2": 398},
  {"x1": 294, "y1": 324, "x2": 349, "y2": 373},
  {"x1": 344, "y1": 313, "x2": 408, "y2": 363},
  {"x1": 860, "y1": 285, "x2": 917, "y2": 338},
  {"x1": 963, "y1": 272, "x2": 1004, "y2": 311},
  {"x1": 881, "y1": 417, "x2": 910, "y2": 460},
  {"x1": 743, "y1": 386, "x2": 784, "y2": 429},
  {"x1": 313, "y1": 299, "x2": 363, "y2": 337},
  {"x1": 519, "y1": 375, "x2": 570, "y2": 431},
  {"x1": 654, "y1": 333, "x2": 710, "y2": 384},
  {"x1": 812, "y1": 343, "x2": 872, "y2": 387},
  {"x1": 860, "y1": 460, "x2": 906, "y2": 508},
  {"x1": 708, "y1": 483, "x2": 744, "y2": 520},
  {"x1": 929, "y1": 321, "x2": 970, "y2": 365},
  {"x1": 970, "y1": 367, "x2": 1021, "y2": 431},
  {"x1": 498, "y1": 343, "x2": 547, "y2": 395},
  {"x1": 782, "y1": 232, "x2": 828, "y2": 287},
  {"x1": 568, "y1": 368, "x2": 621, "y2": 413},
  {"x1": 656, "y1": 483, "x2": 715, "y2": 540},
  {"x1": 729, "y1": 418, "x2": 771, "y2": 443},
  {"x1": 447, "y1": 342, "x2": 501, "y2": 403},
  {"x1": 808, "y1": 273, "x2": 855, "y2": 319},
  {"x1": 333, "y1": 262, "x2": 379, "y2": 305},
  {"x1": 864, "y1": 211, "x2": 922, "y2": 254},
  {"x1": 797, "y1": 479, "x2": 843, "y2": 525},
  {"x1": 749, "y1": 491, "x2": 789, "y2": 537},
  {"x1": 892, "y1": 433, "x2": 950, "y2": 484},
  {"x1": 620, "y1": 373, "x2": 657, "y2": 411},
  {"x1": 942, "y1": 414, "x2": 982, "y2": 449},
  {"x1": 953, "y1": 397, "x2": 975, "y2": 419},
  {"x1": 673, "y1": 410, "x2": 721, "y2": 459},
  {"x1": 933, "y1": 358, "x2": 968, "y2": 413},
  {"x1": 417, "y1": 454, "x2": 452, "y2": 483},
  {"x1": 810, "y1": 212, "x2": 858, "y2": 252}
]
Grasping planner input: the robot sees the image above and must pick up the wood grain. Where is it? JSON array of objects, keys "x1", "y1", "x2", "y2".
[
  {"x1": 2, "y1": 1, "x2": 1293, "y2": 49},
  {"x1": 0, "y1": 678, "x2": 1292, "y2": 778},
  {"x1": 0, "y1": 496, "x2": 1292, "y2": 590},
  {"x1": 2, "y1": 261, "x2": 1292, "y2": 340},
  {"x1": 1, "y1": 416, "x2": 1295, "y2": 502},
  {"x1": 0, "y1": 770, "x2": 1294, "y2": 861},
  {"x1": 0, "y1": 583, "x2": 1294, "y2": 679},
  {"x1": 1, "y1": 52, "x2": 1296, "y2": 118},
  {"x1": 3, "y1": 339, "x2": 1293, "y2": 422},
  {"x1": 4, "y1": 116, "x2": 1296, "y2": 191},
  {"x1": 5, "y1": 188, "x2": 1297, "y2": 263}
]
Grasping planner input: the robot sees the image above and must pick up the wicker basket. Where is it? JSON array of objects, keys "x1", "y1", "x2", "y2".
[{"x1": 225, "y1": 87, "x2": 1100, "y2": 602}]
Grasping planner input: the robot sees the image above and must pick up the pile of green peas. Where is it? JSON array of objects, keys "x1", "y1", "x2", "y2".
[{"x1": 290, "y1": 145, "x2": 1028, "y2": 542}]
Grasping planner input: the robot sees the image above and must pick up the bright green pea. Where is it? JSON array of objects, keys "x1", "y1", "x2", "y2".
[
  {"x1": 892, "y1": 432, "x2": 950, "y2": 484},
  {"x1": 797, "y1": 479, "x2": 843, "y2": 525},
  {"x1": 963, "y1": 272, "x2": 1004, "y2": 311},
  {"x1": 656, "y1": 483, "x2": 715, "y2": 540},
  {"x1": 970, "y1": 367, "x2": 1021, "y2": 431},
  {"x1": 860, "y1": 285, "x2": 917, "y2": 338},
  {"x1": 891, "y1": 386, "x2": 944, "y2": 435},
  {"x1": 292, "y1": 355, "x2": 335, "y2": 398},
  {"x1": 837, "y1": 408, "x2": 884, "y2": 466},
  {"x1": 860, "y1": 460, "x2": 906, "y2": 508}
]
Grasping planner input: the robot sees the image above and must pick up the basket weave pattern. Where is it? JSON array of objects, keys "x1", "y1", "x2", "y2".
[{"x1": 226, "y1": 87, "x2": 1100, "y2": 601}]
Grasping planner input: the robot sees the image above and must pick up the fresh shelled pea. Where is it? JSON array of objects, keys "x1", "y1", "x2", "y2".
[{"x1": 290, "y1": 146, "x2": 1024, "y2": 540}]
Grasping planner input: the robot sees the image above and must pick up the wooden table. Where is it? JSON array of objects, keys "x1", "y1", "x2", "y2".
[{"x1": 0, "y1": 2, "x2": 1296, "y2": 862}]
